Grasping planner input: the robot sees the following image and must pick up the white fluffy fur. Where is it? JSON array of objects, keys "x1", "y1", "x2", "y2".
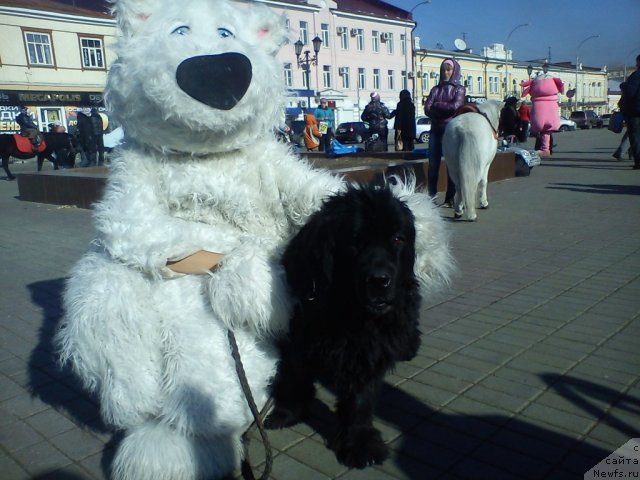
[
  {"x1": 443, "y1": 100, "x2": 501, "y2": 221},
  {"x1": 55, "y1": 1, "x2": 453, "y2": 479}
]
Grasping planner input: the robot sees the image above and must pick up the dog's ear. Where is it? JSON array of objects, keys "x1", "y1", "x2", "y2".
[{"x1": 283, "y1": 213, "x2": 338, "y2": 301}]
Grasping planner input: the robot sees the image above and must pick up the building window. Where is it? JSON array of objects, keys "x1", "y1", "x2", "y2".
[
  {"x1": 339, "y1": 28, "x2": 348, "y2": 50},
  {"x1": 323, "y1": 65, "x2": 332, "y2": 89},
  {"x1": 466, "y1": 75, "x2": 473, "y2": 93},
  {"x1": 340, "y1": 67, "x2": 350, "y2": 89},
  {"x1": 355, "y1": 29, "x2": 364, "y2": 51},
  {"x1": 385, "y1": 33, "x2": 394, "y2": 54},
  {"x1": 321, "y1": 23, "x2": 329, "y2": 48},
  {"x1": 358, "y1": 68, "x2": 366, "y2": 90},
  {"x1": 477, "y1": 76, "x2": 483, "y2": 93},
  {"x1": 24, "y1": 30, "x2": 54, "y2": 66},
  {"x1": 299, "y1": 21, "x2": 308, "y2": 45},
  {"x1": 284, "y1": 63, "x2": 293, "y2": 87},
  {"x1": 422, "y1": 73, "x2": 429, "y2": 92},
  {"x1": 489, "y1": 76, "x2": 499, "y2": 94},
  {"x1": 79, "y1": 36, "x2": 105, "y2": 69},
  {"x1": 401, "y1": 70, "x2": 408, "y2": 91},
  {"x1": 400, "y1": 33, "x2": 406, "y2": 56},
  {"x1": 372, "y1": 31, "x2": 380, "y2": 53},
  {"x1": 387, "y1": 69, "x2": 394, "y2": 90},
  {"x1": 373, "y1": 68, "x2": 380, "y2": 90}
]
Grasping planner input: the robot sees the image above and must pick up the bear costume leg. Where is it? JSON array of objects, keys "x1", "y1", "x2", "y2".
[{"x1": 111, "y1": 421, "x2": 243, "y2": 480}]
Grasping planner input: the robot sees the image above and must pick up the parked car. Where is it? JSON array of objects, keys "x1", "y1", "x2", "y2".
[
  {"x1": 335, "y1": 121, "x2": 370, "y2": 144},
  {"x1": 415, "y1": 116, "x2": 431, "y2": 143},
  {"x1": 600, "y1": 113, "x2": 612, "y2": 128},
  {"x1": 558, "y1": 116, "x2": 577, "y2": 132},
  {"x1": 569, "y1": 111, "x2": 603, "y2": 129}
]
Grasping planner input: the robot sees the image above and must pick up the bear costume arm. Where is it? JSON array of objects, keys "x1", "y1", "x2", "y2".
[{"x1": 93, "y1": 151, "x2": 246, "y2": 278}]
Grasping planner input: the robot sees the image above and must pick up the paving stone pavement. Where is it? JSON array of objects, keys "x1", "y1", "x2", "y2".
[{"x1": 0, "y1": 129, "x2": 638, "y2": 479}]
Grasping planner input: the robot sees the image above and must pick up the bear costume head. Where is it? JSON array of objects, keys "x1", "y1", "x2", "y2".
[{"x1": 106, "y1": 0, "x2": 288, "y2": 154}]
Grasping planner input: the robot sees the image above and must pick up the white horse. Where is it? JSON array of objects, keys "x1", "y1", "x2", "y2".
[{"x1": 443, "y1": 100, "x2": 502, "y2": 221}]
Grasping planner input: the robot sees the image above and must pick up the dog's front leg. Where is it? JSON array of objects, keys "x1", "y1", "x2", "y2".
[
  {"x1": 264, "y1": 340, "x2": 315, "y2": 429},
  {"x1": 333, "y1": 379, "x2": 389, "y2": 468}
]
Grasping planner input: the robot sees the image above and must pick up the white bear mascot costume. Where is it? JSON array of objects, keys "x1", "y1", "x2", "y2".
[{"x1": 55, "y1": 0, "x2": 453, "y2": 479}]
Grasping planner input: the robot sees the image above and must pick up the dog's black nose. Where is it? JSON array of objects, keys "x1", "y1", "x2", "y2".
[
  {"x1": 367, "y1": 273, "x2": 391, "y2": 289},
  {"x1": 176, "y1": 53, "x2": 252, "y2": 110}
]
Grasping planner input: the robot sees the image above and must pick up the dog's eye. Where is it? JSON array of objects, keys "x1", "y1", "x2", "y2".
[
  {"x1": 172, "y1": 25, "x2": 190, "y2": 36},
  {"x1": 393, "y1": 235, "x2": 406, "y2": 246},
  {"x1": 217, "y1": 28, "x2": 234, "y2": 39}
]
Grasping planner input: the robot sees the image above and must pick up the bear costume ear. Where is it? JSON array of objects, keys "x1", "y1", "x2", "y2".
[
  {"x1": 245, "y1": 4, "x2": 289, "y2": 56},
  {"x1": 109, "y1": 0, "x2": 155, "y2": 36}
]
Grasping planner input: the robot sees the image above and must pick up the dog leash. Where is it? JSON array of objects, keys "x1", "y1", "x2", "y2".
[{"x1": 227, "y1": 329, "x2": 274, "y2": 480}]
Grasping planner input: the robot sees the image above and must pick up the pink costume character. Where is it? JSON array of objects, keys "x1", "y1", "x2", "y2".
[{"x1": 521, "y1": 67, "x2": 564, "y2": 156}]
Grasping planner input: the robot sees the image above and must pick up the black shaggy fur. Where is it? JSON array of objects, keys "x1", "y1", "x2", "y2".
[{"x1": 265, "y1": 184, "x2": 422, "y2": 469}]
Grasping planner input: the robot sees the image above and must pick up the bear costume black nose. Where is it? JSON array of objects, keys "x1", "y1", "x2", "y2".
[{"x1": 176, "y1": 53, "x2": 252, "y2": 111}]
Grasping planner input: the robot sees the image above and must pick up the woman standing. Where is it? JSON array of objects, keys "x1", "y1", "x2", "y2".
[
  {"x1": 424, "y1": 58, "x2": 466, "y2": 205},
  {"x1": 390, "y1": 90, "x2": 417, "y2": 151}
]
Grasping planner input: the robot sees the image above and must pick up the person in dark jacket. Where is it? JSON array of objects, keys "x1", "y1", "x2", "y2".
[
  {"x1": 390, "y1": 89, "x2": 416, "y2": 151},
  {"x1": 89, "y1": 107, "x2": 105, "y2": 166},
  {"x1": 620, "y1": 54, "x2": 640, "y2": 169},
  {"x1": 499, "y1": 96, "x2": 520, "y2": 143},
  {"x1": 361, "y1": 91, "x2": 391, "y2": 150},
  {"x1": 424, "y1": 57, "x2": 466, "y2": 205},
  {"x1": 77, "y1": 111, "x2": 96, "y2": 167},
  {"x1": 15, "y1": 107, "x2": 43, "y2": 148}
]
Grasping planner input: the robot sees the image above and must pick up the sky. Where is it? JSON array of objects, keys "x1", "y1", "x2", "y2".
[{"x1": 388, "y1": 0, "x2": 640, "y2": 69}]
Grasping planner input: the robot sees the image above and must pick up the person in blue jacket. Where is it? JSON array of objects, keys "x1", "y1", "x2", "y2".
[{"x1": 313, "y1": 98, "x2": 335, "y2": 152}]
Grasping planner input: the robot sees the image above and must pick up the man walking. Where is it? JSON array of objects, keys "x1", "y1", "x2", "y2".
[
  {"x1": 89, "y1": 107, "x2": 105, "y2": 166},
  {"x1": 620, "y1": 54, "x2": 640, "y2": 170}
]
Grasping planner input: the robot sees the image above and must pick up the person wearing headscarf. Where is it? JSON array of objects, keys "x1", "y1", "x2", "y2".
[
  {"x1": 390, "y1": 89, "x2": 417, "y2": 151},
  {"x1": 361, "y1": 91, "x2": 391, "y2": 150},
  {"x1": 424, "y1": 58, "x2": 466, "y2": 205}
]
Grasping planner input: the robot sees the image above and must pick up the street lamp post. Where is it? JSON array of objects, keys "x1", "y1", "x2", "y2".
[
  {"x1": 575, "y1": 34, "x2": 599, "y2": 111},
  {"x1": 504, "y1": 23, "x2": 528, "y2": 97},
  {"x1": 294, "y1": 36, "x2": 322, "y2": 109},
  {"x1": 405, "y1": 0, "x2": 431, "y2": 101}
]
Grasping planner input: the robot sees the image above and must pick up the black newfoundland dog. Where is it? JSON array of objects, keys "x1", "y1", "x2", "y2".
[{"x1": 266, "y1": 184, "x2": 421, "y2": 468}]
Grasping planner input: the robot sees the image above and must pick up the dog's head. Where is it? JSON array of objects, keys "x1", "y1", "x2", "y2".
[
  {"x1": 106, "y1": 0, "x2": 288, "y2": 154},
  {"x1": 283, "y1": 185, "x2": 417, "y2": 317}
]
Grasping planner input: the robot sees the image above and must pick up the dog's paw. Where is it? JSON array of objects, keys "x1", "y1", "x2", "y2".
[
  {"x1": 264, "y1": 405, "x2": 305, "y2": 430},
  {"x1": 333, "y1": 427, "x2": 389, "y2": 469}
]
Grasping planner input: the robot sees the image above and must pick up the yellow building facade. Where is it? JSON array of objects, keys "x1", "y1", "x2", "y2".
[
  {"x1": 413, "y1": 48, "x2": 609, "y2": 117},
  {"x1": 0, "y1": 1, "x2": 115, "y2": 133}
]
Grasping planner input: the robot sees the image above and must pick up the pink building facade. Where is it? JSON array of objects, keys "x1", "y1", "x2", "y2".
[{"x1": 266, "y1": 0, "x2": 414, "y2": 123}]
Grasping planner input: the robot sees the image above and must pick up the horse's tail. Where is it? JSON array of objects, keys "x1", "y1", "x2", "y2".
[
  {"x1": 444, "y1": 114, "x2": 488, "y2": 222},
  {"x1": 458, "y1": 132, "x2": 482, "y2": 222}
]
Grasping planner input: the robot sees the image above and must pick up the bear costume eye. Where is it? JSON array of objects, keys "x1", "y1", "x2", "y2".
[
  {"x1": 172, "y1": 25, "x2": 190, "y2": 36},
  {"x1": 217, "y1": 28, "x2": 234, "y2": 38}
]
